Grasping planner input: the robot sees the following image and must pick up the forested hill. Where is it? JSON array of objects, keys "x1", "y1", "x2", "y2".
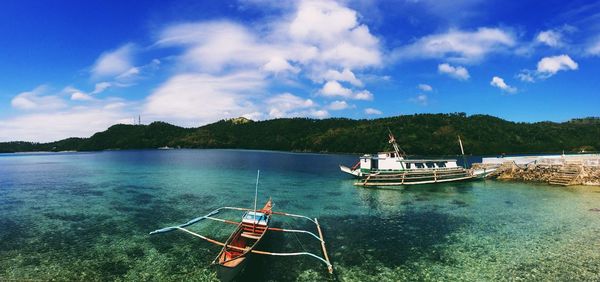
[{"x1": 1, "y1": 114, "x2": 599, "y2": 155}]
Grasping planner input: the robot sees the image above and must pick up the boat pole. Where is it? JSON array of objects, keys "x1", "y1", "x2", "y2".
[
  {"x1": 315, "y1": 218, "x2": 334, "y2": 274},
  {"x1": 458, "y1": 135, "x2": 468, "y2": 169},
  {"x1": 253, "y1": 170, "x2": 260, "y2": 232}
]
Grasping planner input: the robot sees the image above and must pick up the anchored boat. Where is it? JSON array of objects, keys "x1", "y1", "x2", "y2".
[
  {"x1": 340, "y1": 131, "x2": 495, "y2": 186},
  {"x1": 150, "y1": 171, "x2": 333, "y2": 281}
]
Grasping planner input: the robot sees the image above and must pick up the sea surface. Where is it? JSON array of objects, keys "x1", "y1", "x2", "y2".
[{"x1": 1, "y1": 150, "x2": 599, "y2": 281}]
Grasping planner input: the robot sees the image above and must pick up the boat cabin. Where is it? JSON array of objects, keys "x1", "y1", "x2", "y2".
[
  {"x1": 242, "y1": 211, "x2": 269, "y2": 226},
  {"x1": 359, "y1": 152, "x2": 458, "y2": 173}
]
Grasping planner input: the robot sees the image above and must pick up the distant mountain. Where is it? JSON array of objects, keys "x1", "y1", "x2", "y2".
[{"x1": 1, "y1": 113, "x2": 599, "y2": 155}]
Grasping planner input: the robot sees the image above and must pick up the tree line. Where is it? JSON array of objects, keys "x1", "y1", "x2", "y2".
[{"x1": 1, "y1": 113, "x2": 599, "y2": 156}]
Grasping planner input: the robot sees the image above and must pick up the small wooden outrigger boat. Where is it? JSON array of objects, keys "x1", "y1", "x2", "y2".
[
  {"x1": 150, "y1": 171, "x2": 333, "y2": 281},
  {"x1": 340, "y1": 131, "x2": 495, "y2": 186}
]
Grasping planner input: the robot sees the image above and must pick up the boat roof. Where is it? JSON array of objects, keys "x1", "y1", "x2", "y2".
[
  {"x1": 401, "y1": 159, "x2": 457, "y2": 163},
  {"x1": 242, "y1": 211, "x2": 269, "y2": 226}
]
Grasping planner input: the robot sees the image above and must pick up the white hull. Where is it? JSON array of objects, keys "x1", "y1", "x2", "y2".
[{"x1": 339, "y1": 165, "x2": 362, "y2": 177}]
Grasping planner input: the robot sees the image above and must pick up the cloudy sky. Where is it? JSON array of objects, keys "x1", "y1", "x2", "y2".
[{"x1": 1, "y1": 0, "x2": 599, "y2": 142}]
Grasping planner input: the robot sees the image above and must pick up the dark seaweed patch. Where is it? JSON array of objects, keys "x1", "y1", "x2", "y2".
[
  {"x1": 44, "y1": 212, "x2": 87, "y2": 222},
  {"x1": 450, "y1": 199, "x2": 468, "y2": 207}
]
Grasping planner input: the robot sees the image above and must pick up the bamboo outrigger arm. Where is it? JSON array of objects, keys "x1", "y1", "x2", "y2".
[
  {"x1": 177, "y1": 226, "x2": 334, "y2": 274},
  {"x1": 149, "y1": 206, "x2": 334, "y2": 274}
]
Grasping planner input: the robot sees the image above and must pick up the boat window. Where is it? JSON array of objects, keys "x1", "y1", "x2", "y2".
[
  {"x1": 390, "y1": 153, "x2": 395, "y2": 158},
  {"x1": 426, "y1": 163, "x2": 434, "y2": 168},
  {"x1": 406, "y1": 163, "x2": 411, "y2": 169},
  {"x1": 438, "y1": 162, "x2": 446, "y2": 168}
]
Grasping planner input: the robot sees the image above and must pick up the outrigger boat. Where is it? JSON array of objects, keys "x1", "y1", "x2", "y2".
[
  {"x1": 340, "y1": 131, "x2": 495, "y2": 186},
  {"x1": 150, "y1": 171, "x2": 333, "y2": 281}
]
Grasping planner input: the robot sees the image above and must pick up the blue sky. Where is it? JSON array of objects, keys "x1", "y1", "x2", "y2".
[{"x1": 1, "y1": 0, "x2": 599, "y2": 141}]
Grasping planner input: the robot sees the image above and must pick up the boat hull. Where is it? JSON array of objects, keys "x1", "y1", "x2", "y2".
[
  {"x1": 216, "y1": 257, "x2": 248, "y2": 282},
  {"x1": 353, "y1": 168, "x2": 483, "y2": 186}
]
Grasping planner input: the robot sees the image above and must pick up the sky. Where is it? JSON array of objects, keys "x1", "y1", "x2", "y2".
[{"x1": 1, "y1": 0, "x2": 599, "y2": 142}]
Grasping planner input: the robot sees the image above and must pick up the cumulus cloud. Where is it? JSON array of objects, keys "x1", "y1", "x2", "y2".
[
  {"x1": 318, "y1": 81, "x2": 373, "y2": 100},
  {"x1": 517, "y1": 54, "x2": 578, "y2": 82},
  {"x1": 155, "y1": 0, "x2": 381, "y2": 113},
  {"x1": 91, "y1": 44, "x2": 136, "y2": 78},
  {"x1": 536, "y1": 30, "x2": 563, "y2": 47},
  {"x1": 364, "y1": 108, "x2": 382, "y2": 115},
  {"x1": 266, "y1": 93, "x2": 318, "y2": 118},
  {"x1": 490, "y1": 76, "x2": 517, "y2": 93},
  {"x1": 143, "y1": 71, "x2": 266, "y2": 126},
  {"x1": 394, "y1": 27, "x2": 515, "y2": 63},
  {"x1": 328, "y1": 100, "x2": 349, "y2": 110},
  {"x1": 537, "y1": 54, "x2": 578, "y2": 75},
  {"x1": 438, "y1": 63, "x2": 470, "y2": 80},
  {"x1": 322, "y1": 69, "x2": 363, "y2": 87},
  {"x1": 319, "y1": 81, "x2": 353, "y2": 98},
  {"x1": 10, "y1": 86, "x2": 67, "y2": 111},
  {"x1": 418, "y1": 84, "x2": 433, "y2": 91}
]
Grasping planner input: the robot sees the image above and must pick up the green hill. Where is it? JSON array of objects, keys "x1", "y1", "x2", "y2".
[{"x1": 1, "y1": 113, "x2": 599, "y2": 155}]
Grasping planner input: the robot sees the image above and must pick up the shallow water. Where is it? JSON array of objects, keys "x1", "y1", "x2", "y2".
[{"x1": 1, "y1": 150, "x2": 599, "y2": 281}]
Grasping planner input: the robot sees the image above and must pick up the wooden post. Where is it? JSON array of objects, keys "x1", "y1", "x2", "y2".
[{"x1": 315, "y1": 218, "x2": 333, "y2": 274}]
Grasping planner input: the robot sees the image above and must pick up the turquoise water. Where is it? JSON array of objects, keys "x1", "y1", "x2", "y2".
[{"x1": 1, "y1": 150, "x2": 600, "y2": 281}]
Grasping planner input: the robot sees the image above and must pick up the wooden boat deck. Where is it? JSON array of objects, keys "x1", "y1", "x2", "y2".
[{"x1": 355, "y1": 168, "x2": 474, "y2": 186}]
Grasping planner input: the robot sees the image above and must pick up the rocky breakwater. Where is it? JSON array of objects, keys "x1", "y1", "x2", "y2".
[{"x1": 473, "y1": 160, "x2": 600, "y2": 186}]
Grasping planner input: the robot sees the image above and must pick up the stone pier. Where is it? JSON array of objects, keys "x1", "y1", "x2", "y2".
[{"x1": 473, "y1": 154, "x2": 600, "y2": 186}]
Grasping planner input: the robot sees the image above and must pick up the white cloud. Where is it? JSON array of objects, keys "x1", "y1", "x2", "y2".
[
  {"x1": 364, "y1": 107, "x2": 382, "y2": 115},
  {"x1": 490, "y1": 76, "x2": 517, "y2": 93},
  {"x1": 536, "y1": 54, "x2": 578, "y2": 75},
  {"x1": 144, "y1": 71, "x2": 264, "y2": 124},
  {"x1": 409, "y1": 94, "x2": 428, "y2": 105},
  {"x1": 70, "y1": 92, "x2": 94, "y2": 101},
  {"x1": 516, "y1": 70, "x2": 535, "y2": 82},
  {"x1": 353, "y1": 90, "x2": 373, "y2": 100},
  {"x1": 318, "y1": 81, "x2": 373, "y2": 100},
  {"x1": 157, "y1": 0, "x2": 382, "y2": 103},
  {"x1": 328, "y1": 100, "x2": 349, "y2": 110},
  {"x1": 91, "y1": 44, "x2": 135, "y2": 78},
  {"x1": 536, "y1": 30, "x2": 563, "y2": 47},
  {"x1": 0, "y1": 106, "x2": 131, "y2": 142},
  {"x1": 319, "y1": 80, "x2": 353, "y2": 98},
  {"x1": 91, "y1": 82, "x2": 112, "y2": 94},
  {"x1": 10, "y1": 86, "x2": 67, "y2": 111},
  {"x1": 517, "y1": 54, "x2": 578, "y2": 82},
  {"x1": 418, "y1": 83, "x2": 433, "y2": 91},
  {"x1": 266, "y1": 93, "x2": 316, "y2": 118},
  {"x1": 395, "y1": 27, "x2": 515, "y2": 62},
  {"x1": 438, "y1": 63, "x2": 470, "y2": 80},
  {"x1": 310, "y1": 109, "x2": 329, "y2": 118},
  {"x1": 262, "y1": 57, "x2": 300, "y2": 74},
  {"x1": 288, "y1": 0, "x2": 381, "y2": 69},
  {"x1": 322, "y1": 69, "x2": 363, "y2": 86}
]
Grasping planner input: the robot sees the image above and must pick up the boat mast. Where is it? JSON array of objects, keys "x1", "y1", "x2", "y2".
[
  {"x1": 388, "y1": 129, "x2": 406, "y2": 170},
  {"x1": 458, "y1": 135, "x2": 467, "y2": 168},
  {"x1": 387, "y1": 129, "x2": 406, "y2": 158},
  {"x1": 253, "y1": 170, "x2": 260, "y2": 223}
]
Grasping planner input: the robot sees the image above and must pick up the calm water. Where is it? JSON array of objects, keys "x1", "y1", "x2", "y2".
[{"x1": 1, "y1": 150, "x2": 599, "y2": 281}]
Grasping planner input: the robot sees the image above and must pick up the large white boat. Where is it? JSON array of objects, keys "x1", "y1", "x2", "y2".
[{"x1": 340, "y1": 132, "x2": 495, "y2": 186}]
